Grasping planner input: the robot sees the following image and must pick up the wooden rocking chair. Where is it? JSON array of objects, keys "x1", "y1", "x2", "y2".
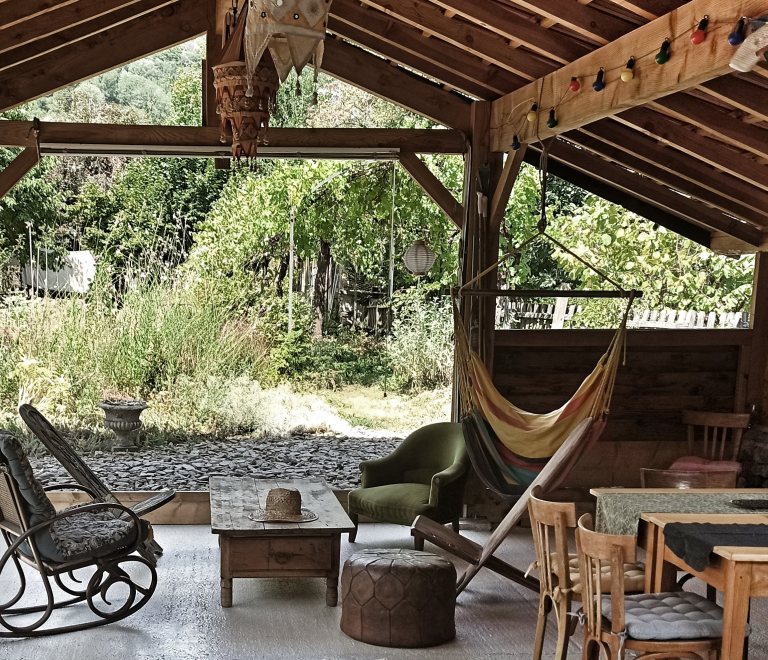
[
  {"x1": 0, "y1": 434, "x2": 157, "y2": 636},
  {"x1": 18, "y1": 404, "x2": 175, "y2": 565}
]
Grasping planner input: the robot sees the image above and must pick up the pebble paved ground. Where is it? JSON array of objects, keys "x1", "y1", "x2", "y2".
[{"x1": 30, "y1": 430, "x2": 403, "y2": 491}]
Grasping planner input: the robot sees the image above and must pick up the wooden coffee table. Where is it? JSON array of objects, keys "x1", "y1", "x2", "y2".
[{"x1": 210, "y1": 477, "x2": 355, "y2": 607}]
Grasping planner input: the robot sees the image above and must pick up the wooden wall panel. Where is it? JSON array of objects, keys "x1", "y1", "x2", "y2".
[{"x1": 492, "y1": 329, "x2": 749, "y2": 488}]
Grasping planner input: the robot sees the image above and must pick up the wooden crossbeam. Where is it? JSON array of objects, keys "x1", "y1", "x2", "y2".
[
  {"x1": 491, "y1": 0, "x2": 767, "y2": 151},
  {"x1": 327, "y1": 17, "x2": 492, "y2": 100},
  {"x1": 523, "y1": 147, "x2": 712, "y2": 247},
  {"x1": 581, "y1": 118, "x2": 768, "y2": 215},
  {"x1": 651, "y1": 93, "x2": 768, "y2": 159},
  {"x1": 0, "y1": 1, "x2": 77, "y2": 30},
  {"x1": 617, "y1": 106, "x2": 768, "y2": 192},
  {"x1": 321, "y1": 36, "x2": 472, "y2": 133},
  {"x1": 0, "y1": 148, "x2": 40, "y2": 201},
  {"x1": 331, "y1": 0, "x2": 526, "y2": 96},
  {"x1": 542, "y1": 140, "x2": 762, "y2": 246},
  {"x1": 358, "y1": 0, "x2": 558, "y2": 79},
  {"x1": 0, "y1": 121, "x2": 467, "y2": 154},
  {"x1": 418, "y1": 0, "x2": 592, "y2": 64},
  {"x1": 489, "y1": 146, "x2": 527, "y2": 232},
  {"x1": 0, "y1": 0, "x2": 178, "y2": 74},
  {"x1": 399, "y1": 151, "x2": 464, "y2": 228},
  {"x1": 0, "y1": 0, "x2": 210, "y2": 113},
  {"x1": 565, "y1": 131, "x2": 768, "y2": 226}
]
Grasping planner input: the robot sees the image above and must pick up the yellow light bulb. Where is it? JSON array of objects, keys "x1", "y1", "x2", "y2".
[
  {"x1": 526, "y1": 111, "x2": 537, "y2": 122},
  {"x1": 621, "y1": 69, "x2": 634, "y2": 82}
]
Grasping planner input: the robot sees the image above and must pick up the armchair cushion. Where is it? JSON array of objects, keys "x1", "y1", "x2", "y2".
[
  {"x1": 670, "y1": 456, "x2": 742, "y2": 474},
  {"x1": 348, "y1": 484, "x2": 434, "y2": 526},
  {"x1": 0, "y1": 433, "x2": 56, "y2": 527}
]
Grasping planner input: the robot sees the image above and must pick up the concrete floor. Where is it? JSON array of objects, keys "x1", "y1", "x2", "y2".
[{"x1": 1, "y1": 525, "x2": 767, "y2": 659}]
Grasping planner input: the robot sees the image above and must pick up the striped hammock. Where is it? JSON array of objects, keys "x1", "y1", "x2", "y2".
[{"x1": 454, "y1": 293, "x2": 632, "y2": 496}]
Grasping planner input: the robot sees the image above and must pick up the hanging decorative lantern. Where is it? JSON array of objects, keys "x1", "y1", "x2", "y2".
[
  {"x1": 404, "y1": 240, "x2": 436, "y2": 276},
  {"x1": 245, "y1": 0, "x2": 333, "y2": 101},
  {"x1": 214, "y1": 4, "x2": 280, "y2": 160}
]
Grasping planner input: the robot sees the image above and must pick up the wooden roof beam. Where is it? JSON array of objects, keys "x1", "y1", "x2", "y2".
[
  {"x1": 580, "y1": 118, "x2": 768, "y2": 216},
  {"x1": 0, "y1": 1, "x2": 77, "y2": 30},
  {"x1": 320, "y1": 36, "x2": 472, "y2": 133},
  {"x1": 700, "y1": 74, "x2": 768, "y2": 124},
  {"x1": 565, "y1": 130, "x2": 768, "y2": 227},
  {"x1": 358, "y1": 0, "x2": 559, "y2": 79},
  {"x1": 416, "y1": 0, "x2": 592, "y2": 63},
  {"x1": 616, "y1": 106, "x2": 768, "y2": 192},
  {"x1": 0, "y1": 148, "x2": 40, "y2": 201},
  {"x1": 491, "y1": 0, "x2": 768, "y2": 151},
  {"x1": 0, "y1": 121, "x2": 468, "y2": 153},
  {"x1": 330, "y1": 0, "x2": 527, "y2": 95},
  {"x1": 523, "y1": 146, "x2": 712, "y2": 247},
  {"x1": 544, "y1": 139, "x2": 762, "y2": 245},
  {"x1": 0, "y1": 0, "x2": 210, "y2": 112},
  {"x1": 399, "y1": 151, "x2": 464, "y2": 228}
]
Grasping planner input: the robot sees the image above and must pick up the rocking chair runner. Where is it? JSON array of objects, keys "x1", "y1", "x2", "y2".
[
  {"x1": 18, "y1": 404, "x2": 176, "y2": 565},
  {"x1": 0, "y1": 434, "x2": 157, "y2": 636}
]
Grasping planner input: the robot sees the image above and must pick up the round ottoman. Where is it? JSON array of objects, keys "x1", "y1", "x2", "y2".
[{"x1": 340, "y1": 548, "x2": 456, "y2": 648}]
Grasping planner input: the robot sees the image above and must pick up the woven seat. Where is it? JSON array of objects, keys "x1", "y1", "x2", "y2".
[{"x1": 551, "y1": 553, "x2": 645, "y2": 596}]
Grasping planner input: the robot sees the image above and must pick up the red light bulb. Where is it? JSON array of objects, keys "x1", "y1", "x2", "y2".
[
  {"x1": 569, "y1": 77, "x2": 581, "y2": 92},
  {"x1": 691, "y1": 16, "x2": 708, "y2": 45}
]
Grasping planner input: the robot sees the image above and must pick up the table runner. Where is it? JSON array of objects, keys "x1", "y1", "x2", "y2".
[
  {"x1": 664, "y1": 523, "x2": 768, "y2": 571},
  {"x1": 595, "y1": 491, "x2": 768, "y2": 535}
]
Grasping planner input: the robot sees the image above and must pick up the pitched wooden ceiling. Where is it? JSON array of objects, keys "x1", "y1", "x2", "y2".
[{"x1": 1, "y1": 0, "x2": 767, "y2": 249}]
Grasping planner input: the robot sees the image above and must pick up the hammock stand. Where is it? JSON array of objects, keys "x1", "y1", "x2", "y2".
[{"x1": 413, "y1": 149, "x2": 641, "y2": 594}]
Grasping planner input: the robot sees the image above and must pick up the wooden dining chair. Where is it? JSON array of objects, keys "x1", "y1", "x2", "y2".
[
  {"x1": 640, "y1": 468, "x2": 738, "y2": 489},
  {"x1": 670, "y1": 411, "x2": 751, "y2": 476},
  {"x1": 576, "y1": 513, "x2": 724, "y2": 660},
  {"x1": 527, "y1": 487, "x2": 645, "y2": 660}
]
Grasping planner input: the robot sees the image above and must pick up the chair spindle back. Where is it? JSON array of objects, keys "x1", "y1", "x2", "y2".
[
  {"x1": 575, "y1": 513, "x2": 637, "y2": 637},
  {"x1": 682, "y1": 410, "x2": 750, "y2": 462}
]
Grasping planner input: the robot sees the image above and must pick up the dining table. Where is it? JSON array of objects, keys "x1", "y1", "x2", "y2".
[{"x1": 591, "y1": 488, "x2": 768, "y2": 660}]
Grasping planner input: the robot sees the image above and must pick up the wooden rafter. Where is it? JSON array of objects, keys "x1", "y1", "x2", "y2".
[
  {"x1": 489, "y1": 146, "x2": 527, "y2": 232},
  {"x1": 523, "y1": 147, "x2": 712, "y2": 247},
  {"x1": 0, "y1": 148, "x2": 40, "y2": 201},
  {"x1": 544, "y1": 139, "x2": 762, "y2": 246},
  {"x1": 701, "y1": 75, "x2": 768, "y2": 124},
  {"x1": 491, "y1": 0, "x2": 768, "y2": 151},
  {"x1": 617, "y1": 107, "x2": 768, "y2": 192},
  {"x1": 330, "y1": 0, "x2": 526, "y2": 94},
  {"x1": 358, "y1": 0, "x2": 558, "y2": 79},
  {"x1": 0, "y1": 0, "x2": 178, "y2": 73},
  {"x1": 0, "y1": 121, "x2": 467, "y2": 154},
  {"x1": 651, "y1": 93, "x2": 768, "y2": 159},
  {"x1": 327, "y1": 17, "x2": 493, "y2": 100},
  {"x1": 580, "y1": 118, "x2": 768, "y2": 215},
  {"x1": 321, "y1": 36, "x2": 472, "y2": 133},
  {"x1": 0, "y1": 0, "x2": 210, "y2": 112},
  {"x1": 565, "y1": 130, "x2": 768, "y2": 227},
  {"x1": 0, "y1": 1, "x2": 78, "y2": 30},
  {"x1": 399, "y1": 151, "x2": 464, "y2": 228},
  {"x1": 414, "y1": 0, "x2": 592, "y2": 63}
]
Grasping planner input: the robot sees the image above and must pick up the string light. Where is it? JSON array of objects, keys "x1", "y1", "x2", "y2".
[
  {"x1": 511, "y1": 135, "x2": 521, "y2": 151},
  {"x1": 691, "y1": 16, "x2": 708, "y2": 44},
  {"x1": 547, "y1": 108, "x2": 558, "y2": 129},
  {"x1": 592, "y1": 68, "x2": 605, "y2": 92},
  {"x1": 729, "y1": 17, "x2": 747, "y2": 45},
  {"x1": 569, "y1": 77, "x2": 581, "y2": 92},
  {"x1": 526, "y1": 103, "x2": 538, "y2": 122},
  {"x1": 655, "y1": 38, "x2": 671, "y2": 64},
  {"x1": 621, "y1": 57, "x2": 635, "y2": 82}
]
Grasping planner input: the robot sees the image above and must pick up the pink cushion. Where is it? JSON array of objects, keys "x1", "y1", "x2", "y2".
[{"x1": 669, "y1": 456, "x2": 742, "y2": 474}]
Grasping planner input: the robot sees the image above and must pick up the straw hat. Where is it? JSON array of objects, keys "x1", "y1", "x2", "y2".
[{"x1": 249, "y1": 487, "x2": 318, "y2": 523}]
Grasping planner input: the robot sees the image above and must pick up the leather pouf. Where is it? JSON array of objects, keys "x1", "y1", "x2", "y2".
[{"x1": 340, "y1": 548, "x2": 456, "y2": 647}]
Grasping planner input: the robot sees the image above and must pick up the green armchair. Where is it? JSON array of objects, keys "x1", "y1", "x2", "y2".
[{"x1": 347, "y1": 422, "x2": 470, "y2": 548}]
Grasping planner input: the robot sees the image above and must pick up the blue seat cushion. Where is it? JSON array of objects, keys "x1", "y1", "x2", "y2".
[
  {"x1": 0, "y1": 432, "x2": 55, "y2": 527},
  {"x1": 348, "y1": 483, "x2": 436, "y2": 526},
  {"x1": 601, "y1": 591, "x2": 747, "y2": 641}
]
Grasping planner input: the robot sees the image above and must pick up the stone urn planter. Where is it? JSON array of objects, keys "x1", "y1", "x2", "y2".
[{"x1": 98, "y1": 399, "x2": 148, "y2": 451}]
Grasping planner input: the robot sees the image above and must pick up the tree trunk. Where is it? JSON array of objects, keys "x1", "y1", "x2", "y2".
[
  {"x1": 313, "y1": 238, "x2": 331, "y2": 338},
  {"x1": 276, "y1": 254, "x2": 289, "y2": 298}
]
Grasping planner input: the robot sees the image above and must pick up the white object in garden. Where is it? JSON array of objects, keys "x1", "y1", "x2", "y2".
[
  {"x1": 22, "y1": 250, "x2": 96, "y2": 294},
  {"x1": 403, "y1": 240, "x2": 436, "y2": 276}
]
